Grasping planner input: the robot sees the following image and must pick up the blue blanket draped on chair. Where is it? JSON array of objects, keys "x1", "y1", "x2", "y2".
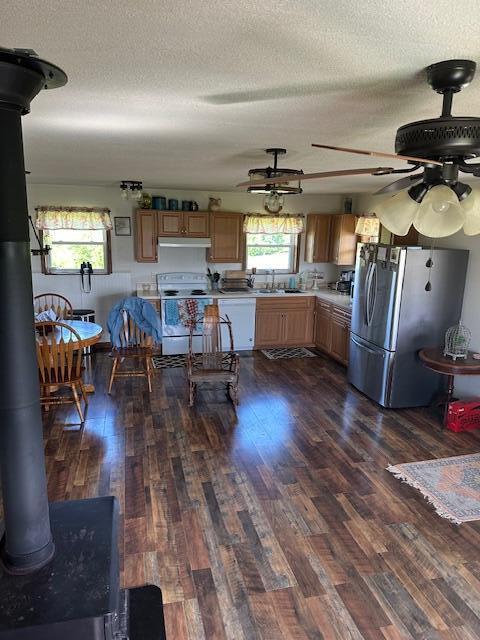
[{"x1": 107, "y1": 297, "x2": 162, "y2": 347}]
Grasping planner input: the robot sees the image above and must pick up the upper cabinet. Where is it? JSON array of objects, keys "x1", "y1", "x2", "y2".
[
  {"x1": 328, "y1": 214, "x2": 357, "y2": 266},
  {"x1": 157, "y1": 211, "x2": 209, "y2": 237},
  {"x1": 304, "y1": 213, "x2": 357, "y2": 266},
  {"x1": 304, "y1": 214, "x2": 331, "y2": 263},
  {"x1": 208, "y1": 212, "x2": 243, "y2": 263},
  {"x1": 135, "y1": 209, "x2": 157, "y2": 262}
]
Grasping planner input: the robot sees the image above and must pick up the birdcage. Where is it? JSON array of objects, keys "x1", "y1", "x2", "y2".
[{"x1": 444, "y1": 321, "x2": 471, "y2": 360}]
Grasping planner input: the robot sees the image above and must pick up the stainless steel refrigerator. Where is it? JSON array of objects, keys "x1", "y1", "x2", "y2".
[{"x1": 348, "y1": 243, "x2": 469, "y2": 408}]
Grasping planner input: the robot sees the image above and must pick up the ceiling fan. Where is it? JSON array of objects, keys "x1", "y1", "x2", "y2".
[{"x1": 237, "y1": 59, "x2": 480, "y2": 237}]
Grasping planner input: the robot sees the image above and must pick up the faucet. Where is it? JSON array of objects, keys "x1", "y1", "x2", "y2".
[{"x1": 271, "y1": 269, "x2": 276, "y2": 292}]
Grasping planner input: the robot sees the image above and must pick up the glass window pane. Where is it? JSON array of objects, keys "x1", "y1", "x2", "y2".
[
  {"x1": 246, "y1": 245, "x2": 290, "y2": 271},
  {"x1": 49, "y1": 244, "x2": 105, "y2": 270},
  {"x1": 247, "y1": 233, "x2": 292, "y2": 245}
]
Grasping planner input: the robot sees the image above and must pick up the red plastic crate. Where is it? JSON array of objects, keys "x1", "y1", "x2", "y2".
[{"x1": 447, "y1": 400, "x2": 480, "y2": 432}]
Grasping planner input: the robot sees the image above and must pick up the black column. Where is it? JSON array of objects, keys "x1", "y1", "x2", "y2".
[{"x1": 0, "y1": 49, "x2": 67, "y2": 573}]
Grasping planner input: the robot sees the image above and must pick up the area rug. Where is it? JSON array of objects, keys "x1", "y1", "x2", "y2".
[
  {"x1": 261, "y1": 347, "x2": 317, "y2": 360},
  {"x1": 152, "y1": 354, "x2": 234, "y2": 369},
  {"x1": 152, "y1": 354, "x2": 186, "y2": 369},
  {"x1": 387, "y1": 453, "x2": 480, "y2": 524}
]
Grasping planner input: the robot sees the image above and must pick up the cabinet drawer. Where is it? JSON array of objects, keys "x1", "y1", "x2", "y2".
[{"x1": 256, "y1": 296, "x2": 314, "y2": 311}]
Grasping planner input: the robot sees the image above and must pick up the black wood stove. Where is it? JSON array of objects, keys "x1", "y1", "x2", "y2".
[{"x1": 0, "y1": 48, "x2": 165, "y2": 639}]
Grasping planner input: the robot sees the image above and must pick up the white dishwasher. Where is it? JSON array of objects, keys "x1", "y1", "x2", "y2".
[{"x1": 218, "y1": 297, "x2": 256, "y2": 351}]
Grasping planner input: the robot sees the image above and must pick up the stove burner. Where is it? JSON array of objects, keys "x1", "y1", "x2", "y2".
[
  {"x1": 164, "y1": 289, "x2": 179, "y2": 295},
  {"x1": 190, "y1": 290, "x2": 207, "y2": 295}
]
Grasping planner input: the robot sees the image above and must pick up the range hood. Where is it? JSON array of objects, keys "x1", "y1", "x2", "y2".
[{"x1": 158, "y1": 237, "x2": 211, "y2": 248}]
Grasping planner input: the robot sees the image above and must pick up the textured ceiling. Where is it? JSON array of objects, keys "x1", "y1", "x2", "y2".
[{"x1": 3, "y1": 0, "x2": 480, "y2": 193}]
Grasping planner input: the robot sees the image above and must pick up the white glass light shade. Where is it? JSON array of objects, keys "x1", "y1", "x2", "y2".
[
  {"x1": 461, "y1": 188, "x2": 480, "y2": 236},
  {"x1": 120, "y1": 187, "x2": 129, "y2": 200},
  {"x1": 373, "y1": 190, "x2": 419, "y2": 236},
  {"x1": 132, "y1": 188, "x2": 143, "y2": 201},
  {"x1": 413, "y1": 185, "x2": 465, "y2": 238}
]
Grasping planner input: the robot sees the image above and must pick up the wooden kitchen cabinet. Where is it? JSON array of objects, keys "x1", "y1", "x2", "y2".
[
  {"x1": 330, "y1": 309, "x2": 350, "y2": 365},
  {"x1": 157, "y1": 211, "x2": 209, "y2": 237},
  {"x1": 314, "y1": 300, "x2": 331, "y2": 352},
  {"x1": 255, "y1": 297, "x2": 314, "y2": 348},
  {"x1": 208, "y1": 212, "x2": 243, "y2": 263},
  {"x1": 328, "y1": 214, "x2": 357, "y2": 266},
  {"x1": 314, "y1": 299, "x2": 351, "y2": 365},
  {"x1": 135, "y1": 209, "x2": 157, "y2": 262},
  {"x1": 304, "y1": 214, "x2": 331, "y2": 263}
]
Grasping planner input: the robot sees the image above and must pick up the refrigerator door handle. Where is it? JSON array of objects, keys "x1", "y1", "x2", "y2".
[
  {"x1": 351, "y1": 334, "x2": 380, "y2": 355},
  {"x1": 364, "y1": 262, "x2": 373, "y2": 326},
  {"x1": 368, "y1": 262, "x2": 378, "y2": 326}
]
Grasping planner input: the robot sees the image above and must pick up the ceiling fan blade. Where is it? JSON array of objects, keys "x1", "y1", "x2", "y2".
[
  {"x1": 373, "y1": 173, "x2": 424, "y2": 196},
  {"x1": 236, "y1": 166, "x2": 394, "y2": 188},
  {"x1": 311, "y1": 143, "x2": 443, "y2": 167}
]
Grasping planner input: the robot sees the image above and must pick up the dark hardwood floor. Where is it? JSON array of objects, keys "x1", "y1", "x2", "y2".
[{"x1": 41, "y1": 351, "x2": 480, "y2": 639}]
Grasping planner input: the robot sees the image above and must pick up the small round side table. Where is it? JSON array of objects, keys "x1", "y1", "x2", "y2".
[{"x1": 418, "y1": 348, "x2": 480, "y2": 427}]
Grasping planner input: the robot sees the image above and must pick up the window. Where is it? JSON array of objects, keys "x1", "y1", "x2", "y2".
[
  {"x1": 42, "y1": 228, "x2": 111, "y2": 274},
  {"x1": 245, "y1": 232, "x2": 299, "y2": 273},
  {"x1": 36, "y1": 206, "x2": 112, "y2": 275}
]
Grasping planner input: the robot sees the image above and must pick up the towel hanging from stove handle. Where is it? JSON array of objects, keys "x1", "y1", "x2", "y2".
[{"x1": 80, "y1": 261, "x2": 93, "y2": 293}]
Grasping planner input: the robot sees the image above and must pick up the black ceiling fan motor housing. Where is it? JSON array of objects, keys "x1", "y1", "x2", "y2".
[
  {"x1": 395, "y1": 116, "x2": 480, "y2": 159},
  {"x1": 395, "y1": 59, "x2": 480, "y2": 160}
]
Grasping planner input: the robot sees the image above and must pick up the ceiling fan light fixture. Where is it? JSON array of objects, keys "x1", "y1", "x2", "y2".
[
  {"x1": 374, "y1": 190, "x2": 419, "y2": 236},
  {"x1": 408, "y1": 182, "x2": 430, "y2": 203},
  {"x1": 413, "y1": 185, "x2": 465, "y2": 237},
  {"x1": 461, "y1": 188, "x2": 480, "y2": 235}
]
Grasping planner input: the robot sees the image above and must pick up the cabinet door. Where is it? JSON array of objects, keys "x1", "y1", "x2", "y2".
[
  {"x1": 304, "y1": 214, "x2": 331, "y2": 263},
  {"x1": 209, "y1": 213, "x2": 243, "y2": 263},
  {"x1": 330, "y1": 314, "x2": 350, "y2": 365},
  {"x1": 184, "y1": 212, "x2": 209, "y2": 237},
  {"x1": 329, "y1": 214, "x2": 357, "y2": 266},
  {"x1": 283, "y1": 308, "x2": 314, "y2": 346},
  {"x1": 255, "y1": 310, "x2": 284, "y2": 348},
  {"x1": 135, "y1": 210, "x2": 157, "y2": 262},
  {"x1": 157, "y1": 212, "x2": 183, "y2": 236},
  {"x1": 314, "y1": 302, "x2": 331, "y2": 352}
]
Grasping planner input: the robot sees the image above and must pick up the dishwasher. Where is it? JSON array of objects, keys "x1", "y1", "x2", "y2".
[{"x1": 218, "y1": 298, "x2": 256, "y2": 350}]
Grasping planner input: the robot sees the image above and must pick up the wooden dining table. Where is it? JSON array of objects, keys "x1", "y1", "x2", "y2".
[{"x1": 36, "y1": 319, "x2": 103, "y2": 393}]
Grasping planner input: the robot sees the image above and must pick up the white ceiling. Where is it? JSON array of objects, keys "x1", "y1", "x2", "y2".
[{"x1": 3, "y1": 0, "x2": 480, "y2": 193}]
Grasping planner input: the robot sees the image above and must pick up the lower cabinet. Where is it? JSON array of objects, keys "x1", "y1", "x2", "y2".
[
  {"x1": 314, "y1": 300, "x2": 351, "y2": 366},
  {"x1": 255, "y1": 297, "x2": 314, "y2": 348}
]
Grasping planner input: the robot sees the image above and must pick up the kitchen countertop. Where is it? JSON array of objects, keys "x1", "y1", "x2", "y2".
[{"x1": 137, "y1": 287, "x2": 352, "y2": 309}]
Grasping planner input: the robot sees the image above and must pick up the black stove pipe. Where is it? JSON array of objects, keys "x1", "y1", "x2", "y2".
[{"x1": 0, "y1": 49, "x2": 67, "y2": 573}]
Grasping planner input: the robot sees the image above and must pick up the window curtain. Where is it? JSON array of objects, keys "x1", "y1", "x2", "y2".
[
  {"x1": 35, "y1": 206, "x2": 112, "y2": 230},
  {"x1": 354, "y1": 216, "x2": 380, "y2": 237},
  {"x1": 243, "y1": 214, "x2": 304, "y2": 234}
]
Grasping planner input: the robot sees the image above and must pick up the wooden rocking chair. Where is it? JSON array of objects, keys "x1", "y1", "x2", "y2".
[
  {"x1": 186, "y1": 304, "x2": 240, "y2": 407},
  {"x1": 108, "y1": 309, "x2": 154, "y2": 393}
]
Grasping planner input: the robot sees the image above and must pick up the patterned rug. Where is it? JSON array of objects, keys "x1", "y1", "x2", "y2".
[
  {"x1": 387, "y1": 453, "x2": 480, "y2": 524},
  {"x1": 152, "y1": 354, "x2": 234, "y2": 369},
  {"x1": 261, "y1": 347, "x2": 317, "y2": 360},
  {"x1": 152, "y1": 354, "x2": 186, "y2": 369}
]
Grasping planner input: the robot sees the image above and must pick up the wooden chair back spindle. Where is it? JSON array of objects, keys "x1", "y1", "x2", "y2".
[{"x1": 34, "y1": 293, "x2": 73, "y2": 320}]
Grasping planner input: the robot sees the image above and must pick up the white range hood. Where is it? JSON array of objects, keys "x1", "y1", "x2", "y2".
[{"x1": 158, "y1": 237, "x2": 211, "y2": 248}]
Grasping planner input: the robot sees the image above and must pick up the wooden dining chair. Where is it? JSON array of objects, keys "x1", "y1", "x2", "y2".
[
  {"x1": 108, "y1": 309, "x2": 155, "y2": 393},
  {"x1": 36, "y1": 320, "x2": 87, "y2": 428},
  {"x1": 34, "y1": 293, "x2": 73, "y2": 319},
  {"x1": 186, "y1": 304, "x2": 240, "y2": 407}
]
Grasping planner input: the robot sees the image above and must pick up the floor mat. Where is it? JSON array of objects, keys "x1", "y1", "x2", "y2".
[
  {"x1": 387, "y1": 453, "x2": 480, "y2": 524},
  {"x1": 261, "y1": 347, "x2": 317, "y2": 360}
]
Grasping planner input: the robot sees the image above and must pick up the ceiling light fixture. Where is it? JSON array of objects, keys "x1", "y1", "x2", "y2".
[
  {"x1": 374, "y1": 162, "x2": 480, "y2": 238},
  {"x1": 246, "y1": 148, "x2": 303, "y2": 212},
  {"x1": 120, "y1": 180, "x2": 143, "y2": 201}
]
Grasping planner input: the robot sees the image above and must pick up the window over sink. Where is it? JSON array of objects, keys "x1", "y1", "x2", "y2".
[{"x1": 245, "y1": 232, "x2": 299, "y2": 274}]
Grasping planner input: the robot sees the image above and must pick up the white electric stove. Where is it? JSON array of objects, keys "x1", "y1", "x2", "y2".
[{"x1": 156, "y1": 272, "x2": 213, "y2": 354}]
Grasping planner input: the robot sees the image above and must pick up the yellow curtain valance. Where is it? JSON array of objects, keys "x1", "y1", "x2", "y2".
[
  {"x1": 35, "y1": 206, "x2": 112, "y2": 230},
  {"x1": 355, "y1": 216, "x2": 380, "y2": 237},
  {"x1": 243, "y1": 214, "x2": 304, "y2": 234}
]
